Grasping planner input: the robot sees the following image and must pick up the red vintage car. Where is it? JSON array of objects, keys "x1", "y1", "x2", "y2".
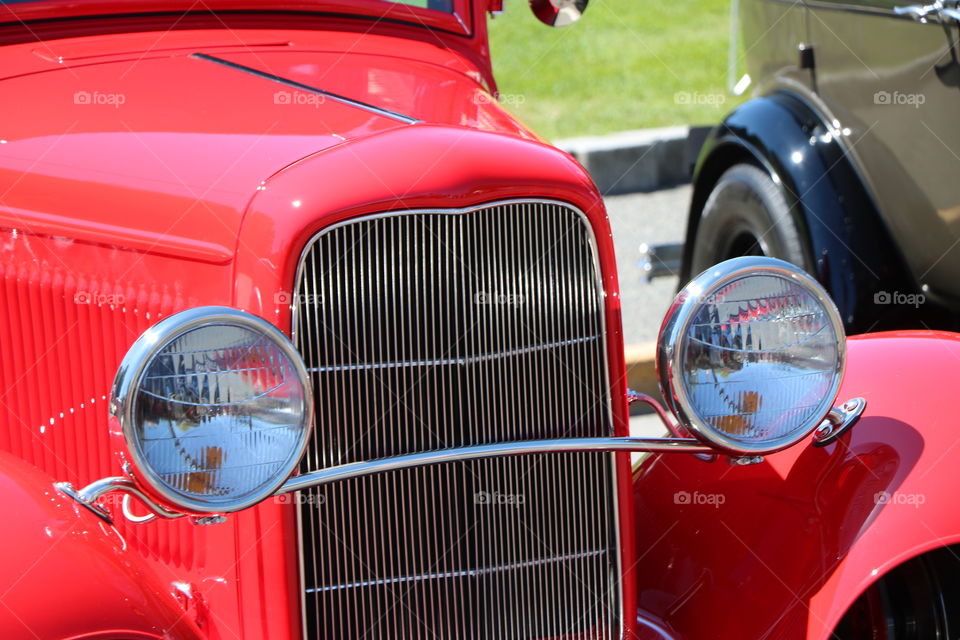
[{"x1": 0, "y1": 1, "x2": 955, "y2": 639}]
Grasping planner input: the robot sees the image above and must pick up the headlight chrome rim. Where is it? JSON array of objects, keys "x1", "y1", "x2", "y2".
[
  {"x1": 111, "y1": 306, "x2": 314, "y2": 513},
  {"x1": 657, "y1": 256, "x2": 846, "y2": 455}
]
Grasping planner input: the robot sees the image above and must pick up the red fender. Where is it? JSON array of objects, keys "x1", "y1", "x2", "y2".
[
  {"x1": 632, "y1": 330, "x2": 960, "y2": 639},
  {"x1": 0, "y1": 452, "x2": 202, "y2": 640}
]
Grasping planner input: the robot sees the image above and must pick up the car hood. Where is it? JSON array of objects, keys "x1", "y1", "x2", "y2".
[{"x1": 0, "y1": 45, "x2": 530, "y2": 263}]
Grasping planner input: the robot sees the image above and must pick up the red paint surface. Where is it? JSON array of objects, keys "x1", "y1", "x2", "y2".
[
  {"x1": 0, "y1": 0, "x2": 476, "y2": 38},
  {"x1": 0, "y1": 9, "x2": 637, "y2": 638},
  {"x1": 0, "y1": 451, "x2": 203, "y2": 639},
  {"x1": 4, "y1": 6, "x2": 958, "y2": 636}
]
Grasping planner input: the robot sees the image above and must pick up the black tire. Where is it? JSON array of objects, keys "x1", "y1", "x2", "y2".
[
  {"x1": 833, "y1": 546, "x2": 960, "y2": 639},
  {"x1": 690, "y1": 163, "x2": 812, "y2": 277}
]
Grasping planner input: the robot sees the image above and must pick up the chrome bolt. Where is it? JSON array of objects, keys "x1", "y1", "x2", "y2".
[{"x1": 815, "y1": 421, "x2": 834, "y2": 440}]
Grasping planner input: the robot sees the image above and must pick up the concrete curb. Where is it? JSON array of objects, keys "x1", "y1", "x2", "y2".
[{"x1": 556, "y1": 125, "x2": 711, "y2": 196}]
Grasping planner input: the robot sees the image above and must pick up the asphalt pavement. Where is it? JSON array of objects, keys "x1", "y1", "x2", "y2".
[
  {"x1": 605, "y1": 185, "x2": 691, "y2": 345},
  {"x1": 603, "y1": 184, "x2": 692, "y2": 437}
]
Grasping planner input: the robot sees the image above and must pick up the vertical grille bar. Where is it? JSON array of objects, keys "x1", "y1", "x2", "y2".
[{"x1": 293, "y1": 200, "x2": 621, "y2": 639}]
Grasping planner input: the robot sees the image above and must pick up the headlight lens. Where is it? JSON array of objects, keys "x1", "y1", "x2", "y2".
[
  {"x1": 112, "y1": 307, "x2": 313, "y2": 512},
  {"x1": 658, "y1": 257, "x2": 845, "y2": 454}
]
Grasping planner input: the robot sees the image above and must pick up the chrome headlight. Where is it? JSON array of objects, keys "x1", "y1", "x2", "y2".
[
  {"x1": 658, "y1": 257, "x2": 845, "y2": 455},
  {"x1": 111, "y1": 307, "x2": 313, "y2": 513}
]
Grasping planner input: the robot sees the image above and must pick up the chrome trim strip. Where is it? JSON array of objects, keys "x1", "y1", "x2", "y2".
[
  {"x1": 122, "y1": 494, "x2": 160, "y2": 523},
  {"x1": 305, "y1": 335, "x2": 599, "y2": 373},
  {"x1": 306, "y1": 549, "x2": 607, "y2": 594},
  {"x1": 804, "y1": 0, "x2": 939, "y2": 20},
  {"x1": 278, "y1": 436, "x2": 712, "y2": 494},
  {"x1": 292, "y1": 474, "x2": 312, "y2": 639},
  {"x1": 636, "y1": 614, "x2": 679, "y2": 640},
  {"x1": 191, "y1": 53, "x2": 419, "y2": 124}
]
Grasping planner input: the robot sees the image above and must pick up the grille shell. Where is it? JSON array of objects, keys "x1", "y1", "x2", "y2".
[{"x1": 292, "y1": 199, "x2": 622, "y2": 638}]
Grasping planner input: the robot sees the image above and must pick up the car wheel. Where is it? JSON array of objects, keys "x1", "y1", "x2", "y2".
[{"x1": 690, "y1": 163, "x2": 812, "y2": 276}]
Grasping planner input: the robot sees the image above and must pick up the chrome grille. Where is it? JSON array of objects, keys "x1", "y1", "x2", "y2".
[{"x1": 293, "y1": 200, "x2": 621, "y2": 638}]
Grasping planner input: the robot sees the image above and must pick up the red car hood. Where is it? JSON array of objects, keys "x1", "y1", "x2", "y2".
[{"x1": 0, "y1": 36, "x2": 531, "y2": 263}]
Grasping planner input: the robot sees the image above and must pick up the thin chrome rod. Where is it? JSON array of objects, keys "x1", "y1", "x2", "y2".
[
  {"x1": 190, "y1": 53, "x2": 418, "y2": 124},
  {"x1": 55, "y1": 478, "x2": 185, "y2": 522},
  {"x1": 305, "y1": 335, "x2": 598, "y2": 373},
  {"x1": 306, "y1": 549, "x2": 606, "y2": 594},
  {"x1": 627, "y1": 390, "x2": 691, "y2": 439},
  {"x1": 278, "y1": 436, "x2": 712, "y2": 494}
]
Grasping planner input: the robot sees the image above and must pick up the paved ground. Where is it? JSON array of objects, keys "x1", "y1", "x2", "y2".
[
  {"x1": 602, "y1": 185, "x2": 692, "y2": 437},
  {"x1": 604, "y1": 185, "x2": 691, "y2": 346}
]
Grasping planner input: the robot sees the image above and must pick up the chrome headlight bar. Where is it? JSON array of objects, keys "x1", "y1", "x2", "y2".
[{"x1": 57, "y1": 258, "x2": 862, "y2": 524}]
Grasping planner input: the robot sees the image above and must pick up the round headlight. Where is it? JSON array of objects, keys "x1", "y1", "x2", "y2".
[
  {"x1": 111, "y1": 307, "x2": 313, "y2": 513},
  {"x1": 658, "y1": 257, "x2": 844, "y2": 455}
]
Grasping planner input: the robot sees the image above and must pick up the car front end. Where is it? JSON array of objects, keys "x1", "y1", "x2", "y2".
[
  {"x1": 0, "y1": 3, "x2": 635, "y2": 636},
  {"x1": 3, "y1": 3, "x2": 944, "y2": 639}
]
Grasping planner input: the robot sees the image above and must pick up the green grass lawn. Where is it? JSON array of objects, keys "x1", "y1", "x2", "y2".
[{"x1": 488, "y1": 0, "x2": 743, "y2": 140}]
